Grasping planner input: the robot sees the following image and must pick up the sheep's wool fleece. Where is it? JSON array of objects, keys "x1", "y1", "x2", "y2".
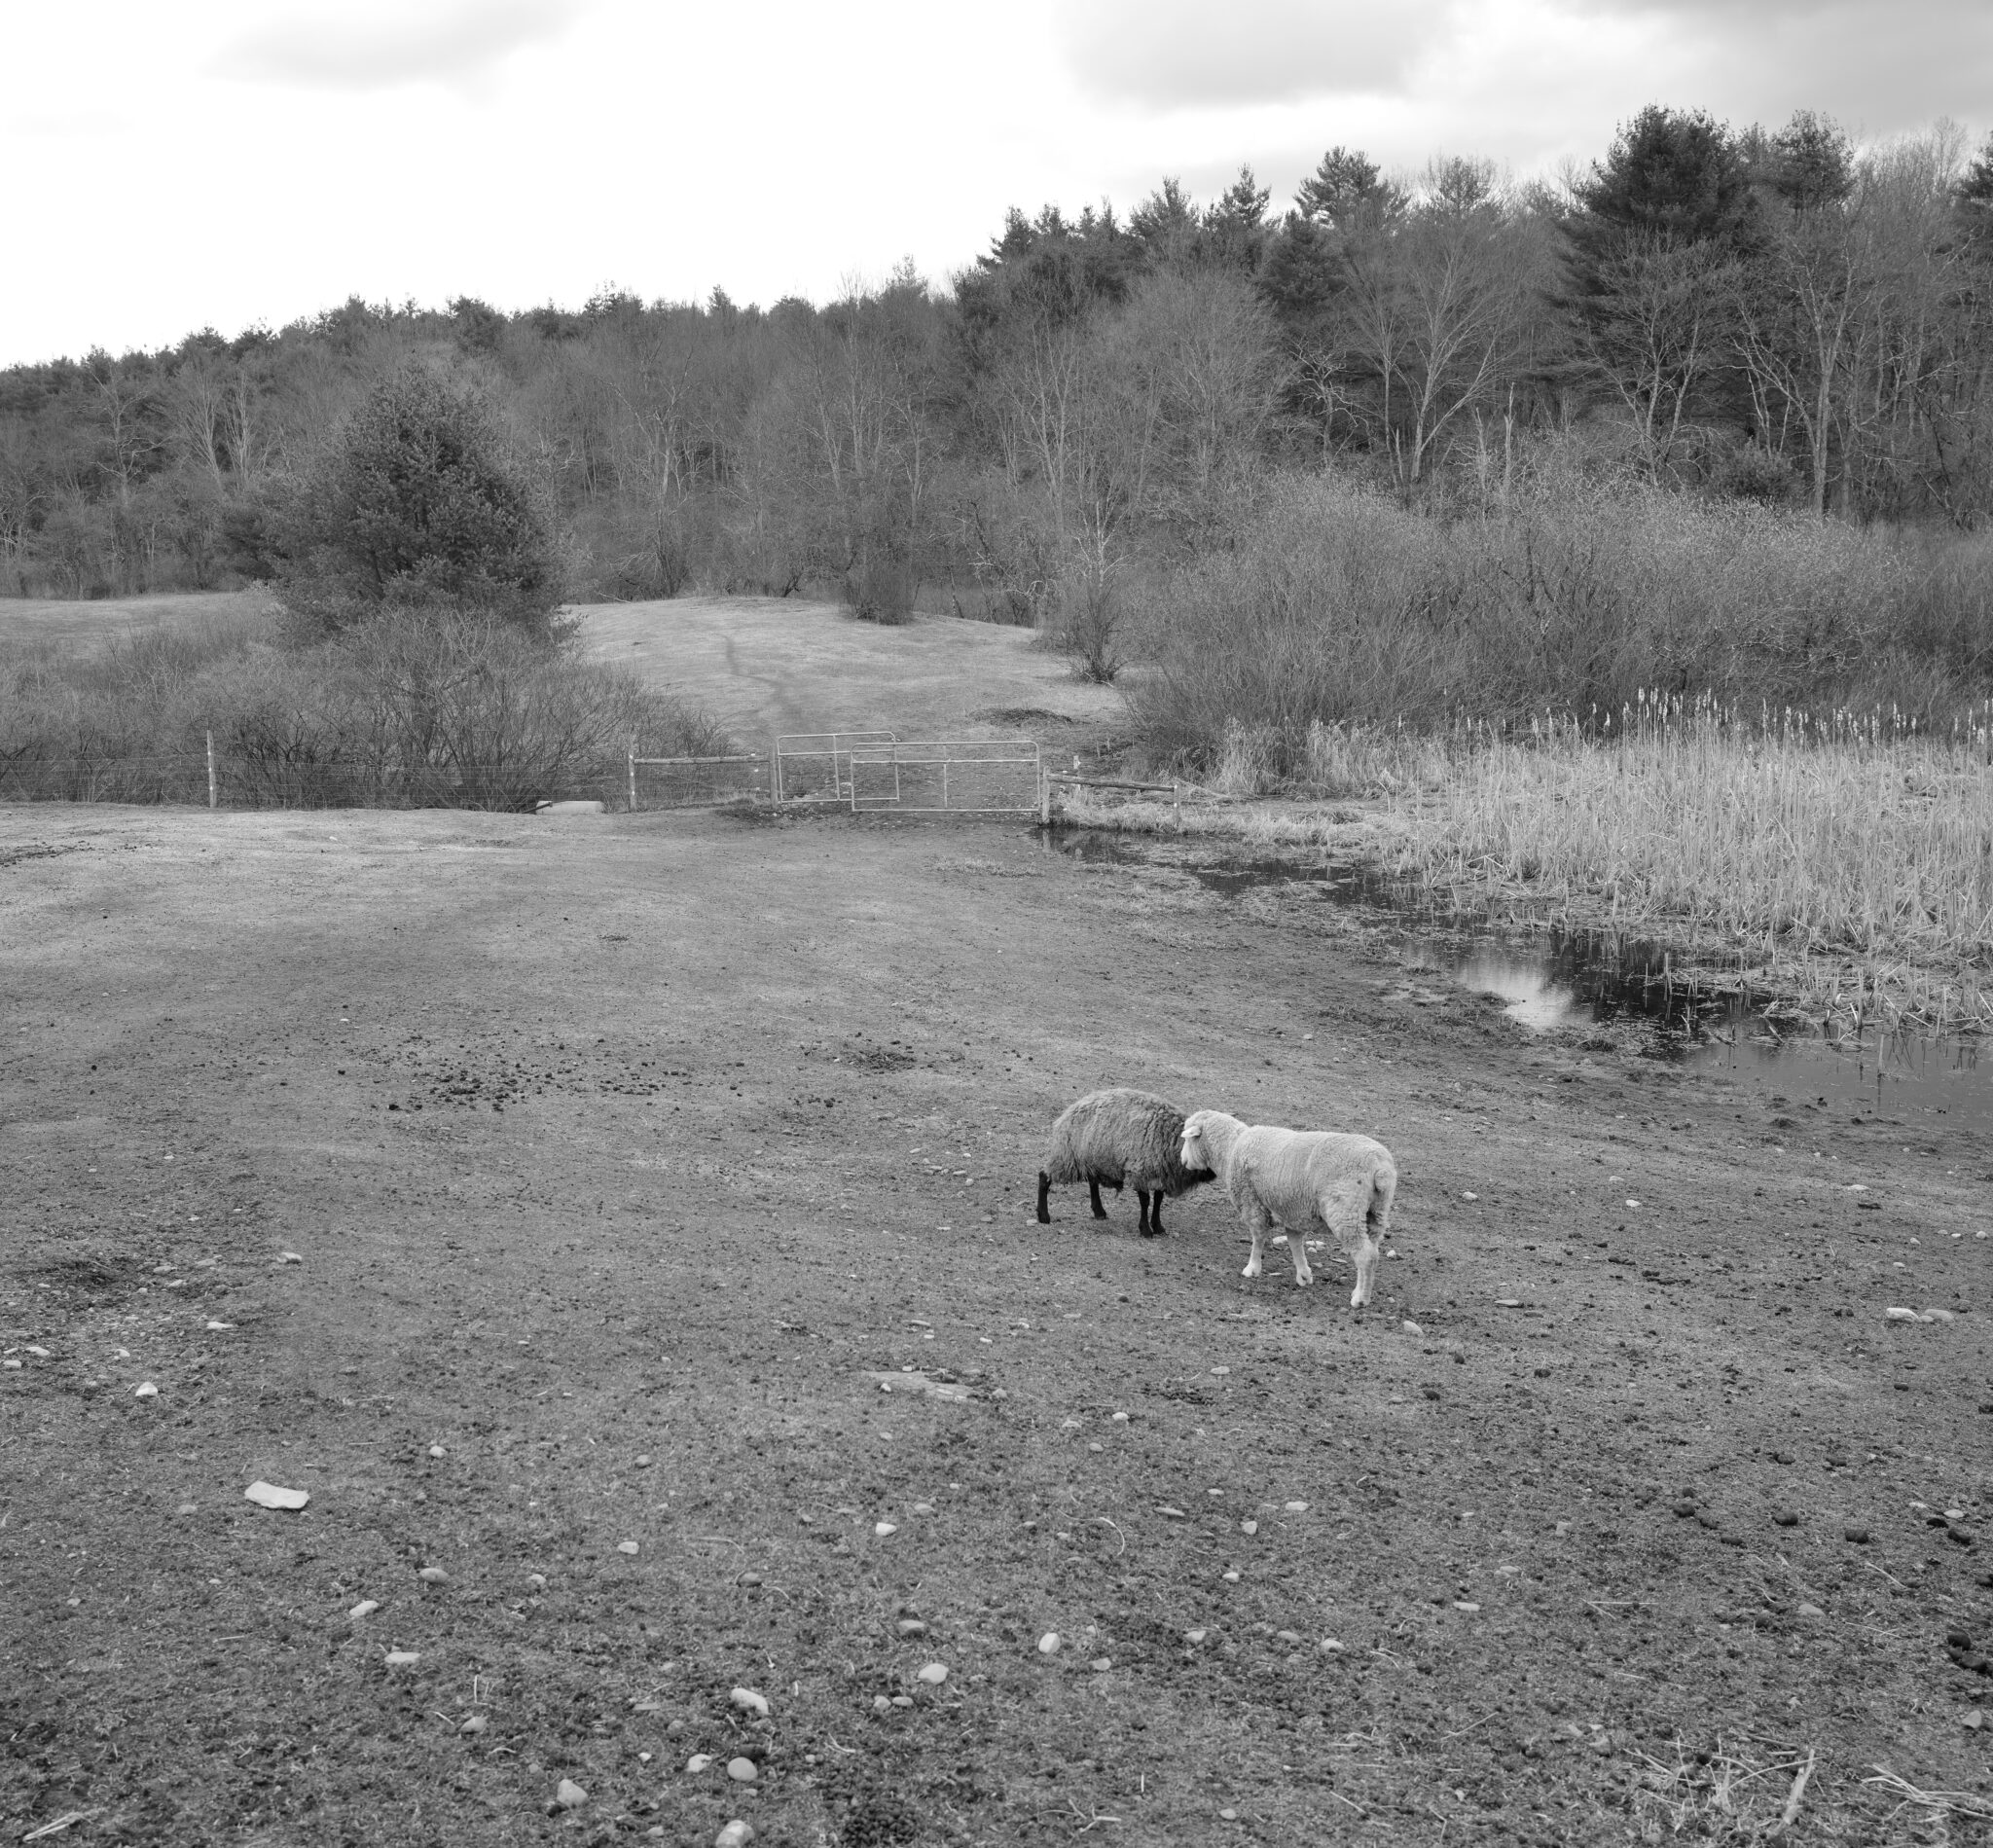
[
  {"x1": 1042, "y1": 1088, "x2": 1204, "y2": 1195},
  {"x1": 1190, "y1": 1111, "x2": 1395, "y2": 1215}
]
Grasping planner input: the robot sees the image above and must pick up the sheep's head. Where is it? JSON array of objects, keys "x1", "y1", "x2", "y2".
[{"x1": 1179, "y1": 1111, "x2": 1214, "y2": 1172}]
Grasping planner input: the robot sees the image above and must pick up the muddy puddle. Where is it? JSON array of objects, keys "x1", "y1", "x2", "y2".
[{"x1": 1048, "y1": 828, "x2": 1990, "y2": 1133}]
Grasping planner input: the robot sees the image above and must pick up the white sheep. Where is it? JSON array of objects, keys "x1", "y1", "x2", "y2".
[
  {"x1": 1036, "y1": 1088, "x2": 1214, "y2": 1237},
  {"x1": 1178, "y1": 1109, "x2": 1397, "y2": 1305}
]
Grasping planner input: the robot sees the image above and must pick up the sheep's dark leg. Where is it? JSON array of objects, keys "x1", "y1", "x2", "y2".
[
  {"x1": 1087, "y1": 1179, "x2": 1110, "y2": 1220},
  {"x1": 1035, "y1": 1172, "x2": 1052, "y2": 1225},
  {"x1": 1144, "y1": 1192, "x2": 1166, "y2": 1237}
]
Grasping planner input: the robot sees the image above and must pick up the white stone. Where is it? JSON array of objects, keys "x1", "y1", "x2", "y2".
[
  {"x1": 917, "y1": 1663, "x2": 947, "y2": 1685},
  {"x1": 460, "y1": 1714, "x2": 488, "y2": 1733},
  {"x1": 1401, "y1": 1321, "x2": 1423, "y2": 1335},
  {"x1": 349, "y1": 1600, "x2": 380, "y2": 1619},
  {"x1": 384, "y1": 1650, "x2": 420, "y2": 1667},
  {"x1": 730, "y1": 1687, "x2": 771, "y2": 1718},
  {"x1": 617, "y1": 1540, "x2": 640, "y2": 1555},
  {"x1": 205, "y1": 1321, "x2": 234, "y2": 1331},
  {"x1": 134, "y1": 1382, "x2": 159, "y2": 1398},
  {"x1": 428, "y1": 1444, "x2": 446, "y2": 1458},
  {"x1": 874, "y1": 1522, "x2": 897, "y2": 1537},
  {"x1": 1037, "y1": 1632, "x2": 1061, "y2": 1654},
  {"x1": 418, "y1": 1567, "x2": 450, "y2": 1584},
  {"x1": 686, "y1": 1754, "x2": 715, "y2": 1773},
  {"x1": 556, "y1": 1777, "x2": 588, "y2": 1808},
  {"x1": 727, "y1": 1757, "x2": 757, "y2": 1783},
  {"x1": 1241, "y1": 1520, "x2": 1257, "y2": 1536},
  {"x1": 1285, "y1": 1501, "x2": 1309, "y2": 1513},
  {"x1": 1184, "y1": 1629, "x2": 1207, "y2": 1645},
  {"x1": 244, "y1": 1481, "x2": 309, "y2": 1511},
  {"x1": 715, "y1": 1826, "x2": 755, "y2": 1848}
]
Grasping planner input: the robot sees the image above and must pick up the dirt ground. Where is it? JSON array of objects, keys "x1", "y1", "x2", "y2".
[
  {"x1": 573, "y1": 597, "x2": 1126, "y2": 745},
  {"x1": 3, "y1": 803, "x2": 1990, "y2": 1847}
]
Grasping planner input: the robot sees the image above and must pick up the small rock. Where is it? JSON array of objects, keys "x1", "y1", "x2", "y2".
[
  {"x1": 1454, "y1": 1601, "x2": 1481, "y2": 1612},
  {"x1": 384, "y1": 1650, "x2": 420, "y2": 1667},
  {"x1": 428, "y1": 1444, "x2": 446, "y2": 1458},
  {"x1": 1555, "y1": 1520, "x2": 1572, "y2": 1537},
  {"x1": 715, "y1": 1826, "x2": 754, "y2": 1848},
  {"x1": 1184, "y1": 1629, "x2": 1207, "y2": 1645},
  {"x1": 555, "y1": 1777, "x2": 588, "y2": 1809},
  {"x1": 1772, "y1": 1452, "x2": 1794, "y2": 1465},
  {"x1": 279, "y1": 1251, "x2": 304, "y2": 1264},
  {"x1": 526, "y1": 1573, "x2": 547, "y2": 1591},
  {"x1": 348, "y1": 1600, "x2": 380, "y2": 1619},
  {"x1": 1158, "y1": 1505, "x2": 1187, "y2": 1519},
  {"x1": 1885, "y1": 1306, "x2": 1924, "y2": 1323},
  {"x1": 913, "y1": 1502, "x2": 935, "y2": 1514},
  {"x1": 1401, "y1": 1321, "x2": 1423, "y2": 1335},
  {"x1": 1797, "y1": 1603, "x2": 1826, "y2": 1618},
  {"x1": 1284, "y1": 1501, "x2": 1308, "y2": 1513},
  {"x1": 917, "y1": 1662, "x2": 948, "y2": 1685},
  {"x1": 417, "y1": 1567, "x2": 450, "y2": 1584},
  {"x1": 1844, "y1": 1525, "x2": 1871, "y2": 1544},
  {"x1": 727, "y1": 1757, "x2": 757, "y2": 1783},
  {"x1": 1671, "y1": 1500, "x2": 1698, "y2": 1517},
  {"x1": 1773, "y1": 1510, "x2": 1799, "y2": 1527},
  {"x1": 134, "y1": 1382, "x2": 159, "y2": 1399},
  {"x1": 1221, "y1": 1571, "x2": 1241, "y2": 1583},
  {"x1": 730, "y1": 1687, "x2": 771, "y2": 1718},
  {"x1": 687, "y1": 1753, "x2": 715, "y2": 1772},
  {"x1": 24, "y1": 1346, "x2": 51, "y2": 1358},
  {"x1": 1625, "y1": 1199, "x2": 1641, "y2": 1209},
  {"x1": 874, "y1": 1522, "x2": 897, "y2": 1538},
  {"x1": 1926, "y1": 1308, "x2": 1956, "y2": 1323},
  {"x1": 1276, "y1": 1630, "x2": 1303, "y2": 1646},
  {"x1": 1090, "y1": 1657, "x2": 1112, "y2": 1672},
  {"x1": 1038, "y1": 1633, "x2": 1061, "y2": 1654},
  {"x1": 204, "y1": 1320, "x2": 235, "y2": 1331},
  {"x1": 635, "y1": 1454, "x2": 652, "y2": 1468},
  {"x1": 872, "y1": 1694, "x2": 892, "y2": 1713},
  {"x1": 1241, "y1": 1520, "x2": 1257, "y2": 1536},
  {"x1": 1966, "y1": 1710, "x2": 1985, "y2": 1731},
  {"x1": 243, "y1": 1480, "x2": 309, "y2": 1511},
  {"x1": 175, "y1": 1502, "x2": 197, "y2": 1516},
  {"x1": 897, "y1": 1618, "x2": 927, "y2": 1637},
  {"x1": 1111, "y1": 1411, "x2": 1129, "y2": 1423},
  {"x1": 1211, "y1": 1366, "x2": 1230, "y2": 1376},
  {"x1": 1220, "y1": 1809, "x2": 1239, "y2": 1822},
  {"x1": 617, "y1": 1540, "x2": 640, "y2": 1555},
  {"x1": 890, "y1": 1695, "x2": 913, "y2": 1708},
  {"x1": 1462, "y1": 1191, "x2": 1478, "y2": 1201},
  {"x1": 1319, "y1": 1637, "x2": 1344, "y2": 1652}
]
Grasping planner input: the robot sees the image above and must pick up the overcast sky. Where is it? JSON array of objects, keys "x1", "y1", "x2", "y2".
[{"x1": 7, "y1": 0, "x2": 1988, "y2": 368}]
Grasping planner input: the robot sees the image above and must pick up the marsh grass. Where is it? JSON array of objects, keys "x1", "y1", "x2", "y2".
[{"x1": 1059, "y1": 696, "x2": 1993, "y2": 1029}]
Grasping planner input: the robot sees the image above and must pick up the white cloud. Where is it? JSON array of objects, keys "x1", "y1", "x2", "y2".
[{"x1": 215, "y1": 0, "x2": 584, "y2": 91}]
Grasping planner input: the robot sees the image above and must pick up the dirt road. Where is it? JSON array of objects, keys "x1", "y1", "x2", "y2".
[{"x1": 2, "y1": 804, "x2": 1987, "y2": 1845}]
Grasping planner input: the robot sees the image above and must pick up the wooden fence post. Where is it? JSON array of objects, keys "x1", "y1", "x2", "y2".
[
  {"x1": 206, "y1": 731, "x2": 216, "y2": 811},
  {"x1": 628, "y1": 739, "x2": 638, "y2": 813}
]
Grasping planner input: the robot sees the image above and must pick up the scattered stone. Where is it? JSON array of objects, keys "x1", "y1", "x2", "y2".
[
  {"x1": 917, "y1": 1663, "x2": 948, "y2": 1685},
  {"x1": 1111, "y1": 1411, "x2": 1129, "y2": 1423},
  {"x1": 175, "y1": 1503, "x2": 197, "y2": 1516},
  {"x1": 1671, "y1": 1500, "x2": 1697, "y2": 1518},
  {"x1": 635, "y1": 1455, "x2": 652, "y2": 1468},
  {"x1": 243, "y1": 1481, "x2": 309, "y2": 1511},
  {"x1": 897, "y1": 1619, "x2": 927, "y2": 1638},
  {"x1": 715, "y1": 1826, "x2": 754, "y2": 1848},
  {"x1": 890, "y1": 1695, "x2": 913, "y2": 1708},
  {"x1": 1319, "y1": 1638, "x2": 1344, "y2": 1652},
  {"x1": 526, "y1": 1573, "x2": 547, "y2": 1592},
  {"x1": 1221, "y1": 1571, "x2": 1241, "y2": 1583},
  {"x1": 1038, "y1": 1633, "x2": 1061, "y2": 1654},
  {"x1": 428, "y1": 1444, "x2": 446, "y2": 1459},
  {"x1": 1798, "y1": 1603, "x2": 1826, "y2": 1618},
  {"x1": 1844, "y1": 1525, "x2": 1871, "y2": 1544},
  {"x1": 1462, "y1": 1191, "x2": 1478, "y2": 1201},
  {"x1": 418, "y1": 1567, "x2": 451, "y2": 1584},
  {"x1": 1555, "y1": 1521, "x2": 1572, "y2": 1537},
  {"x1": 727, "y1": 1757, "x2": 757, "y2": 1784},
  {"x1": 1885, "y1": 1307, "x2": 1925, "y2": 1323},
  {"x1": 1276, "y1": 1630, "x2": 1303, "y2": 1646},
  {"x1": 1211, "y1": 1366, "x2": 1230, "y2": 1376},
  {"x1": 134, "y1": 1382, "x2": 159, "y2": 1399},
  {"x1": 348, "y1": 1600, "x2": 380, "y2": 1619},
  {"x1": 1625, "y1": 1199, "x2": 1641, "y2": 1209},
  {"x1": 1496, "y1": 1298, "x2": 1521, "y2": 1308},
  {"x1": 617, "y1": 1540, "x2": 640, "y2": 1556},
  {"x1": 459, "y1": 1714, "x2": 488, "y2": 1734},
  {"x1": 1926, "y1": 1308, "x2": 1956, "y2": 1323},
  {"x1": 1967, "y1": 1710, "x2": 1985, "y2": 1731},
  {"x1": 204, "y1": 1321, "x2": 234, "y2": 1331},
  {"x1": 1241, "y1": 1520, "x2": 1257, "y2": 1536},
  {"x1": 687, "y1": 1754, "x2": 715, "y2": 1773},
  {"x1": 1772, "y1": 1452, "x2": 1794, "y2": 1466},
  {"x1": 1401, "y1": 1321, "x2": 1423, "y2": 1335},
  {"x1": 1091, "y1": 1658, "x2": 1112, "y2": 1672},
  {"x1": 24, "y1": 1346, "x2": 50, "y2": 1358},
  {"x1": 1220, "y1": 1808, "x2": 1239, "y2": 1821},
  {"x1": 913, "y1": 1502, "x2": 935, "y2": 1514},
  {"x1": 872, "y1": 1695, "x2": 892, "y2": 1713},
  {"x1": 555, "y1": 1777, "x2": 588, "y2": 1809},
  {"x1": 731, "y1": 1688, "x2": 771, "y2": 1719},
  {"x1": 1454, "y1": 1601, "x2": 1481, "y2": 1612},
  {"x1": 1285, "y1": 1502, "x2": 1309, "y2": 1513},
  {"x1": 279, "y1": 1251, "x2": 304, "y2": 1264},
  {"x1": 384, "y1": 1650, "x2": 420, "y2": 1667},
  {"x1": 874, "y1": 1522, "x2": 899, "y2": 1539},
  {"x1": 865, "y1": 1369, "x2": 969, "y2": 1403},
  {"x1": 1184, "y1": 1630, "x2": 1207, "y2": 1645},
  {"x1": 1773, "y1": 1511, "x2": 1799, "y2": 1527},
  {"x1": 1158, "y1": 1505, "x2": 1187, "y2": 1520}
]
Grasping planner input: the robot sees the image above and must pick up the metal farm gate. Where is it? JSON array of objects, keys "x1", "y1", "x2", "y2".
[{"x1": 628, "y1": 733, "x2": 1044, "y2": 816}]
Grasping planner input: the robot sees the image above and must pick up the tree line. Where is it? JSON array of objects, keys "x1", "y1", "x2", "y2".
[{"x1": 4, "y1": 104, "x2": 1990, "y2": 623}]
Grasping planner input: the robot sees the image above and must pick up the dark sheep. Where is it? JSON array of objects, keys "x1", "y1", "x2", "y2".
[{"x1": 1034, "y1": 1087, "x2": 1214, "y2": 1237}]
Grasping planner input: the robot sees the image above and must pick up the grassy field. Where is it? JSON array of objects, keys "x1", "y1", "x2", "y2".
[
  {"x1": 3, "y1": 803, "x2": 1989, "y2": 1845},
  {"x1": 0, "y1": 590, "x2": 277, "y2": 652}
]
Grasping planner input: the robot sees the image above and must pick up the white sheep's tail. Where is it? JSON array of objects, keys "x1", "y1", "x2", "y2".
[{"x1": 1365, "y1": 1155, "x2": 1398, "y2": 1239}]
